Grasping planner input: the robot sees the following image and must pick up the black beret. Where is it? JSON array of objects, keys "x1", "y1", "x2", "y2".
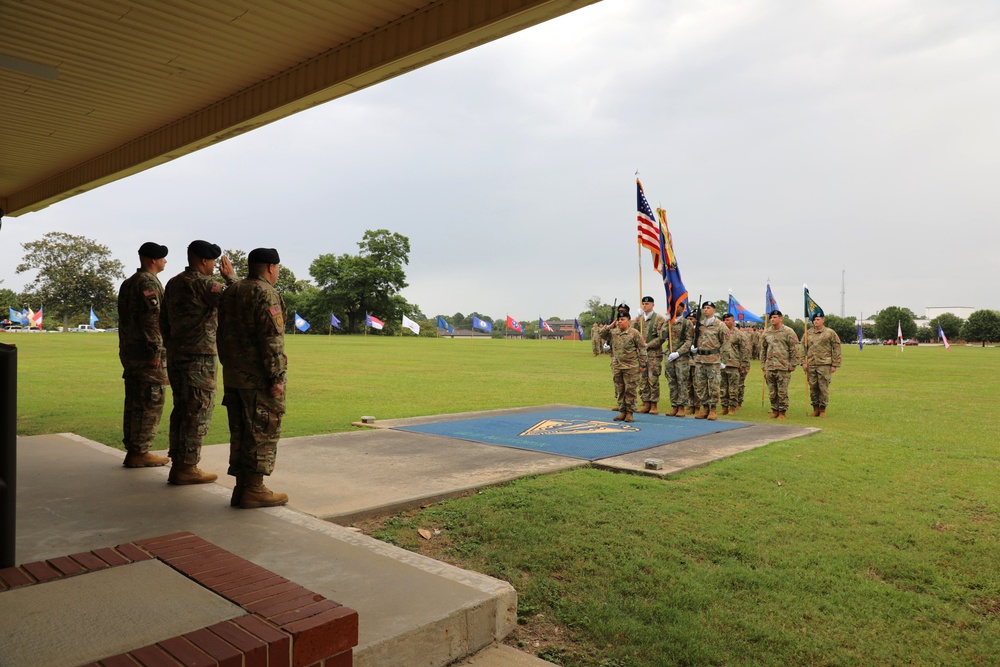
[
  {"x1": 248, "y1": 247, "x2": 281, "y2": 264},
  {"x1": 770, "y1": 310, "x2": 783, "y2": 317},
  {"x1": 722, "y1": 312, "x2": 734, "y2": 320},
  {"x1": 138, "y1": 242, "x2": 168, "y2": 259},
  {"x1": 616, "y1": 304, "x2": 631, "y2": 318},
  {"x1": 701, "y1": 301, "x2": 716, "y2": 309},
  {"x1": 641, "y1": 296, "x2": 654, "y2": 303},
  {"x1": 188, "y1": 240, "x2": 222, "y2": 259}
]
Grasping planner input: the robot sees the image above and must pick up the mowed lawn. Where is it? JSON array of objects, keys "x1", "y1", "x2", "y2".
[{"x1": 7, "y1": 333, "x2": 1000, "y2": 666}]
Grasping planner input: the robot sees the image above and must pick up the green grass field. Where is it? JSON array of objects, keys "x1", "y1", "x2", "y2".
[{"x1": 5, "y1": 333, "x2": 999, "y2": 666}]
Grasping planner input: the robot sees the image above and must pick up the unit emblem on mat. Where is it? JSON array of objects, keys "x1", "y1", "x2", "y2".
[{"x1": 519, "y1": 419, "x2": 640, "y2": 437}]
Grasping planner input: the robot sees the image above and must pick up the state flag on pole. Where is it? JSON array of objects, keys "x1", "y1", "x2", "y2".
[
  {"x1": 938, "y1": 324, "x2": 950, "y2": 350},
  {"x1": 897, "y1": 320, "x2": 904, "y2": 348},
  {"x1": 437, "y1": 316, "x2": 449, "y2": 330},
  {"x1": 402, "y1": 314, "x2": 420, "y2": 335},
  {"x1": 90, "y1": 307, "x2": 99, "y2": 327},
  {"x1": 539, "y1": 318, "x2": 553, "y2": 332},
  {"x1": 31, "y1": 307, "x2": 43, "y2": 328},
  {"x1": 330, "y1": 313, "x2": 341, "y2": 329},
  {"x1": 574, "y1": 318, "x2": 584, "y2": 340},
  {"x1": 294, "y1": 313, "x2": 310, "y2": 332},
  {"x1": 858, "y1": 322, "x2": 864, "y2": 351},
  {"x1": 505, "y1": 315, "x2": 523, "y2": 333},
  {"x1": 366, "y1": 314, "x2": 384, "y2": 330},
  {"x1": 636, "y1": 180, "x2": 662, "y2": 272},
  {"x1": 472, "y1": 316, "x2": 492, "y2": 333}
]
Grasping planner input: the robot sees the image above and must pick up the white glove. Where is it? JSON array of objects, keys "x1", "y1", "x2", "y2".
[
  {"x1": 720, "y1": 363, "x2": 726, "y2": 369},
  {"x1": 690, "y1": 345, "x2": 698, "y2": 353},
  {"x1": 667, "y1": 352, "x2": 679, "y2": 362}
]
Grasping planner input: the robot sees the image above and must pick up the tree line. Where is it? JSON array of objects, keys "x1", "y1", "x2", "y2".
[{"x1": 6, "y1": 230, "x2": 1000, "y2": 344}]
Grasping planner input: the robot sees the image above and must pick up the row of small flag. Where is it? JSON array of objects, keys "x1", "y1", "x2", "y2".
[
  {"x1": 289, "y1": 312, "x2": 585, "y2": 339},
  {"x1": 8, "y1": 307, "x2": 43, "y2": 327}
]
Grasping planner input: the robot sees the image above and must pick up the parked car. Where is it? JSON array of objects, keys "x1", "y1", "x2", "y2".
[
  {"x1": 883, "y1": 339, "x2": 896, "y2": 345},
  {"x1": 904, "y1": 339, "x2": 919, "y2": 346},
  {"x1": 69, "y1": 324, "x2": 106, "y2": 332}
]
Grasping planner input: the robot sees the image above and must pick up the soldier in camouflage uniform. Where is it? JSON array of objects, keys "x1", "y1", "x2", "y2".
[
  {"x1": 118, "y1": 242, "x2": 170, "y2": 468},
  {"x1": 591, "y1": 323, "x2": 601, "y2": 356},
  {"x1": 719, "y1": 313, "x2": 750, "y2": 415},
  {"x1": 219, "y1": 248, "x2": 289, "y2": 508},
  {"x1": 684, "y1": 311, "x2": 699, "y2": 415},
  {"x1": 802, "y1": 313, "x2": 841, "y2": 417},
  {"x1": 161, "y1": 240, "x2": 236, "y2": 484},
  {"x1": 597, "y1": 304, "x2": 647, "y2": 422},
  {"x1": 662, "y1": 307, "x2": 694, "y2": 417},
  {"x1": 691, "y1": 301, "x2": 730, "y2": 420},
  {"x1": 761, "y1": 310, "x2": 800, "y2": 419},
  {"x1": 632, "y1": 296, "x2": 667, "y2": 414}
]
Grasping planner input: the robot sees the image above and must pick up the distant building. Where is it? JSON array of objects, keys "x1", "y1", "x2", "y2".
[
  {"x1": 925, "y1": 307, "x2": 976, "y2": 320},
  {"x1": 539, "y1": 320, "x2": 583, "y2": 341}
]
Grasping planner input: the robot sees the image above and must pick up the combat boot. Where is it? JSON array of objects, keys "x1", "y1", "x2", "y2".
[
  {"x1": 638, "y1": 401, "x2": 651, "y2": 414},
  {"x1": 239, "y1": 474, "x2": 288, "y2": 509},
  {"x1": 809, "y1": 405, "x2": 820, "y2": 417},
  {"x1": 694, "y1": 406, "x2": 708, "y2": 420},
  {"x1": 768, "y1": 409, "x2": 778, "y2": 419},
  {"x1": 665, "y1": 405, "x2": 679, "y2": 417},
  {"x1": 123, "y1": 451, "x2": 169, "y2": 468},
  {"x1": 818, "y1": 408, "x2": 827, "y2": 418},
  {"x1": 685, "y1": 406, "x2": 696, "y2": 416},
  {"x1": 168, "y1": 463, "x2": 218, "y2": 485},
  {"x1": 613, "y1": 411, "x2": 627, "y2": 422},
  {"x1": 230, "y1": 473, "x2": 245, "y2": 507},
  {"x1": 623, "y1": 411, "x2": 634, "y2": 423},
  {"x1": 648, "y1": 402, "x2": 658, "y2": 415},
  {"x1": 707, "y1": 406, "x2": 717, "y2": 421},
  {"x1": 718, "y1": 406, "x2": 729, "y2": 416},
  {"x1": 776, "y1": 411, "x2": 787, "y2": 420}
]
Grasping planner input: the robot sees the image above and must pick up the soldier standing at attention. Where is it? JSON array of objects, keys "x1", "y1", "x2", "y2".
[
  {"x1": 662, "y1": 305, "x2": 694, "y2": 417},
  {"x1": 684, "y1": 311, "x2": 699, "y2": 415},
  {"x1": 632, "y1": 296, "x2": 667, "y2": 414},
  {"x1": 597, "y1": 304, "x2": 647, "y2": 422},
  {"x1": 761, "y1": 310, "x2": 800, "y2": 419},
  {"x1": 719, "y1": 313, "x2": 750, "y2": 415},
  {"x1": 691, "y1": 301, "x2": 729, "y2": 420},
  {"x1": 802, "y1": 313, "x2": 841, "y2": 417},
  {"x1": 591, "y1": 323, "x2": 601, "y2": 356},
  {"x1": 118, "y1": 242, "x2": 170, "y2": 468},
  {"x1": 219, "y1": 248, "x2": 289, "y2": 508},
  {"x1": 161, "y1": 240, "x2": 236, "y2": 484}
]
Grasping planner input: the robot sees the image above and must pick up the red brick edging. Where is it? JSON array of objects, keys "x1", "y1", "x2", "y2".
[{"x1": 0, "y1": 532, "x2": 358, "y2": 667}]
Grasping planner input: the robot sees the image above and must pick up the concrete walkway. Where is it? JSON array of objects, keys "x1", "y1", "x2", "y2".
[{"x1": 12, "y1": 405, "x2": 816, "y2": 666}]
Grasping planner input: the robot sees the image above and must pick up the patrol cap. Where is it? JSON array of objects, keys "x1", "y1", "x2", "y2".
[
  {"x1": 641, "y1": 296, "x2": 654, "y2": 303},
  {"x1": 248, "y1": 247, "x2": 281, "y2": 264},
  {"x1": 138, "y1": 242, "x2": 168, "y2": 259},
  {"x1": 701, "y1": 301, "x2": 716, "y2": 309},
  {"x1": 188, "y1": 240, "x2": 222, "y2": 259}
]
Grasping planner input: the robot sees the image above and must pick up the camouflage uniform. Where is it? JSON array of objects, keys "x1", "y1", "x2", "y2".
[
  {"x1": 161, "y1": 268, "x2": 236, "y2": 465},
  {"x1": 591, "y1": 324, "x2": 601, "y2": 356},
  {"x1": 118, "y1": 269, "x2": 167, "y2": 455},
  {"x1": 218, "y1": 275, "x2": 287, "y2": 476},
  {"x1": 663, "y1": 317, "x2": 694, "y2": 409},
  {"x1": 803, "y1": 325, "x2": 842, "y2": 408},
  {"x1": 721, "y1": 326, "x2": 750, "y2": 409},
  {"x1": 761, "y1": 324, "x2": 800, "y2": 412},
  {"x1": 632, "y1": 311, "x2": 667, "y2": 404},
  {"x1": 692, "y1": 318, "x2": 730, "y2": 408},
  {"x1": 597, "y1": 323, "x2": 648, "y2": 413}
]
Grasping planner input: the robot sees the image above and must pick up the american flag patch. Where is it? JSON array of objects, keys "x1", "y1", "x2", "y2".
[
  {"x1": 270, "y1": 305, "x2": 281, "y2": 316},
  {"x1": 143, "y1": 289, "x2": 156, "y2": 297},
  {"x1": 210, "y1": 282, "x2": 222, "y2": 293}
]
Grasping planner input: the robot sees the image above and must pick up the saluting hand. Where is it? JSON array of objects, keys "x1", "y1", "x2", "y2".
[{"x1": 218, "y1": 255, "x2": 235, "y2": 278}]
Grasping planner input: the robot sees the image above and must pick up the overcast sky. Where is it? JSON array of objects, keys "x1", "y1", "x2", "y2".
[{"x1": 4, "y1": 0, "x2": 998, "y2": 323}]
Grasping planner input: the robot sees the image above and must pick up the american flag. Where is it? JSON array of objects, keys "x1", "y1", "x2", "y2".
[{"x1": 636, "y1": 180, "x2": 661, "y2": 272}]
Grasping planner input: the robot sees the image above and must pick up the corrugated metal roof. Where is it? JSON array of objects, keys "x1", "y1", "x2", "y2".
[{"x1": 1, "y1": 0, "x2": 599, "y2": 217}]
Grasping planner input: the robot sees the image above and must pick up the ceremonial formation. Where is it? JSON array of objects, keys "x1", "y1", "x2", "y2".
[{"x1": 118, "y1": 240, "x2": 289, "y2": 508}]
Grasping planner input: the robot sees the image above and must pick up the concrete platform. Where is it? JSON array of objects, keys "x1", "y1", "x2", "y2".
[{"x1": 11, "y1": 405, "x2": 816, "y2": 666}]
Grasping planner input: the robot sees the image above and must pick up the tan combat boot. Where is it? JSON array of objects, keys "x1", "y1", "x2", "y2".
[
  {"x1": 123, "y1": 451, "x2": 169, "y2": 468},
  {"x1": 648, "y1": 402, "x2": 658, "y2": 415},
  {"x1": 776, "y1": 411, "x2": 787, "y2": 420},
  {"x1": 665, "y1": 405, "x2": 679, "y2": 417},
  {"x1": 230, "y1": 473, "x2": 244, "y2": 507},
  {"x1": 685, "y1": 406, "x2": 696, "y2": 416},
  {"x1": 168, "y1": 463, "x2": 218, "y2": 485},
  {"x1": 809, "y1": 405, "x2": 820, "y2": 417},
  {"x1": 707, "y1": 406, "x2": 717, "y2": 421},
  {"x1": 637, "y1": 401, "x2": 651, "y2": 414},
  {"x1": 239, "y1": 474, "x2": 288, "y2": 509},
  {"x1": 695, "y1": 406, "x2": 708, "y2": 420},
  {"x1": 718, "y1": 406, "x2": 729, "y2": 416},
  {"x1": 768, "y1": 409, "x2": 778, "y2": 419},
  {"x1": 623, "y1": 411, "x2": 634, "y2": 423},
  {"x1": 818, "y1": 408, "x2": 827, "y2": 418},
  {"x1": 613, "y1": 411, "x2": 627, "y2": 422}
]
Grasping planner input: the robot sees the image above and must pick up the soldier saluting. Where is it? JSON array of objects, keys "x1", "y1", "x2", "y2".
[{"x1": 596, "y1": 304, "x2": 647, "y2": 422}]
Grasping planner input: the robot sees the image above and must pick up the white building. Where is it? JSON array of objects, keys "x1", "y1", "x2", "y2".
[{"x1": 925, "y1": 307, "x2": 976, "y2": 320}]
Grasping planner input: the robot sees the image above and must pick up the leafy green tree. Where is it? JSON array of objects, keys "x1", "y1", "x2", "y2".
[
  {"x1": 786, "y1": 318, "x2": 805, "y2": 338},
  {"x1": 821, "y1": 314, "x2": 857, "y2": 343},
  {"x1": 309, "y1": 230, "x2": 410, "y2": 334},
  {"x1": 16, "y1": 232, "x2": 125, "y2": 331},
  {"x1": 874, "y1": 306, "x2": 917, "y2": 341},
  {"x1": 928, "y1": 313, "x2": 964, "y2": 341},
  {"x1": 914, "y1": 326, "x2": 934, "y2": 343},
  {"x1": 578, "y1": 297, "x2": 615, "y2": 334},
  {"x1": 861, "y1": 323, "x2": 876, "y2": 340},
  {"x1": 0, "y1": 287, "x2": 16, "y2": 321},
  {"x1": 960, "y1": 310, "x2": 1000, "y2": 346}
]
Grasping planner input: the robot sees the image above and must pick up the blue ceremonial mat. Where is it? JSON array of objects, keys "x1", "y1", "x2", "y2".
[{"x1": 394, "y1": 407, "x2": 749, "y2": 461}]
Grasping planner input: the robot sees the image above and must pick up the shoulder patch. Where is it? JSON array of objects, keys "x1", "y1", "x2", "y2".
[
  {"x1": 269, "y1": 305, "x2": 281, "y2": 316},
  {"x1": 210, "y1": 282, "x2": 222, "y2": 293}
]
